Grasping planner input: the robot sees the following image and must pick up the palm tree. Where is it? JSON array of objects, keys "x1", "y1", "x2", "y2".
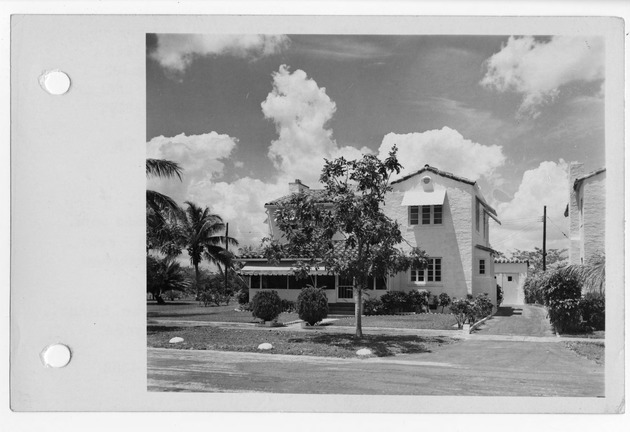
[
  {"x1": 557, "y1": 254, "x2": 605, "y2": 296},
  {"x1": 146, "y1": 158, "x2": 184, "y2": 254},
  {"x1": 147, "y1": 256, "x2": 191, "y2": 304},
  {"x1": 179, "y1": 201, "x2": 239, "y2": 299}
]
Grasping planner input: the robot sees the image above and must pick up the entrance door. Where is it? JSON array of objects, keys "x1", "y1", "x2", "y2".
[
  {"x1": 337, "y1": 276, "x2": 354, "y2": 303},
  {"x1": 501, "y1": 273, "x2": 521, "y2": 304}
]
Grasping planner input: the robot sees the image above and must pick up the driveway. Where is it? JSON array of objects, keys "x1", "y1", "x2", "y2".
[
  {"x1": 474, "y1": 305, "x2": 555, "y2": 337},
  {"x1": 148, "y1": 336, "x2": 603, "y2": 396}
]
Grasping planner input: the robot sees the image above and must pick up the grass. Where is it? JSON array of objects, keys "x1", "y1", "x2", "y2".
[
  {"x1": 558, "y1": 330, "x2": 605, "y2": 339},
  {"x1": 147, "y1": 325, "x2": 456, "y2": 358},
  {"x1": 147, "y1": 300, "x2": 300, "y2": 324},
  {"x1": 564, "y1": 341, "x2": 605, "y2": 365},
  {"x1": 328, "y1": 313, "x2": 458, "y2": 330}
]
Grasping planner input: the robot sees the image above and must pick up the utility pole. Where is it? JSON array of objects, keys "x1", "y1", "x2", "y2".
[
  {"x1": 542, "y1": 206, "x2": 547, "y2": 272},
  {"x1": 224, "y1": 223, "x2": 229, "y2": 294}
]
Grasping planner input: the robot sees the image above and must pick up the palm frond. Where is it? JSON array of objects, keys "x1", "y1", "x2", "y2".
[
  {"x1": 556, "y1": 255, "x2": 605, "y2": 295},
  {"x1": 146, "y1": 158, "x2": 183, "y2": 180}
]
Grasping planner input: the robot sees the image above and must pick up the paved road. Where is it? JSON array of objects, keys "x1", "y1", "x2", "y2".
[
  {"x1": 148, "y1": 336, "x2": 603, "y2": 396},
  {"x1": 475, "y1": 305, "x2": 555, "y2": 337}
]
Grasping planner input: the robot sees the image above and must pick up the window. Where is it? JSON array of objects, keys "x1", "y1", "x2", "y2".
[
  {"x1": 422, "y1": 206, "x2": 431, "y2": 224},
  {"x1": 479, "y1": 259, "x2": 486, "y2": 275},
  {"x1": 409, "y1": 206, "x2": 419, "y2": 225},
  {"x1": 507, "y1": 276, "x2": 513, "y2": 282},
  {"x1": 367, "y1": 276, "x2": 387, "y2": 290},
  {"x1": 409, "y1": 205, "x2": 443, "y2": 225},
  {"x1": 317, "y1": 275, "x2": 336, "y2": 290},
  {"x1": 250, "y1": 275, "x2": 260, "y2": 289},
  {"x1": 410, "y1": 258, "x2": 442, "y2": 283},
  {"x1": 433, "y1": 205, "x2": 442, "y2": 224},
  {"x1": 289, "y1": 276, "x2": 310, "y2": 290},
  {"x1": 262, "y1": 275, "x2": 288, "y2": 289}
]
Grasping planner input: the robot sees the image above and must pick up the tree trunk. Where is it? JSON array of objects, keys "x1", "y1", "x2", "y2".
[
  {"x1": 195, "y1": 264, "x2": 201, "y2": 300},
  {"x1": 354, "y1": 287, "x2": 363, "y2": 338}
]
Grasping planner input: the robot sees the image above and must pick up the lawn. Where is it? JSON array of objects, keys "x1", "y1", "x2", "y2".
[
  {"x1": 564, "y1": 341, "x2": 605, "y2": 365},
  {"x1": 147, "y1": 325, "x2": 456, "y2": 358},
  {"x1": 559, "y1": 330, "x2": 605, "y2": 339},
  {"x1": 147, "y1": 300, "x2": 300, "y2": 324},
  {"x1": 328, "y1": 313, "x2": 458, "y2": 330}
]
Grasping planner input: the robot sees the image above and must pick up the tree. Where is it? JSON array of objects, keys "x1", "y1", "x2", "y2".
[
  {"x1": 147, "y1": 256, "x2": 190, "y2": 304},
  {"x1": 510, "y1": 247, "x2": 568, "y2": 274},
  {"x1": 556, "y1": 254, "x2": 605, "y2": 296},
  {"x1": 146, "y1": 158, "x2": 184, "y2": 255},
  {"x1": 263, "y1": 146, "x2": 427, "y2": 338},
  {"x1": 178, "y1": 201, "x2": 238, "y2": 299}
]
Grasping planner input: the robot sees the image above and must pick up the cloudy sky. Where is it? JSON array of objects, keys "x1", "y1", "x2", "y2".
[{"x1": 146, "y1": 34, "x2": 605, "y2": 257}]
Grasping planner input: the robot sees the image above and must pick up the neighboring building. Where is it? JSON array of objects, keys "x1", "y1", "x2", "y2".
[
  {"x1": 566, "y1": 162, "x2": 606, "y2": 265},
  {"x1": 238, "y1": 165, "x2": 501, "y2": 308},
  {"x1": 494, "y1": 259, "x2": 528, "y2": 305}
]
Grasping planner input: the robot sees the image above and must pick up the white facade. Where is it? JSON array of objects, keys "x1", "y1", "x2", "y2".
[
  {"x1": 241, "y1": 166, "x2": 501, "y2": 307},
  {"x1": 567, "y1": 163, "x2": 606, "y2": 265},
  {"x1": 494, "y1": 260, "x2": 528, "y2": 305}
]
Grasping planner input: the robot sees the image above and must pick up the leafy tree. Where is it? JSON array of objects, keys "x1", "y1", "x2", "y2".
[
  {"x1": 509, "y1": 247, "x2": 568, "y2": 274},
  {"x1": 177, "y1": 201, "x2": 238, "y2": 299},
  {"x1": 147, "y1": 256, "x2": 190, "y2": 304},
  {"x1": 263, "y1": 146, "x2": 428, "y2": 338},
  {"x1": 438, "y1": 292, "x2": 452, "y2": 313}
]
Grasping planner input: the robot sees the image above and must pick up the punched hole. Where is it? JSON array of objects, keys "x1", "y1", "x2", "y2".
[
  {"x1": 39, "y1": 70, "x2": 71, "y2": 95},
  {"x1": 41, "y1": 343, "x2": 72, "y2": 368}
]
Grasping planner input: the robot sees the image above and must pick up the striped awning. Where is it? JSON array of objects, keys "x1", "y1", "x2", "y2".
[
  {"x1": 239, "y1": 265, "x2": 329, "y2": 276},
  {"x1": 401, "y1": 189, "x2": 446, "y2": 206}
]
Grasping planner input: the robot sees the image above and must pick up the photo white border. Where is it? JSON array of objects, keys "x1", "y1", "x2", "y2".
[{"x1": 2, "y1": 0, "x2": 628, "y2": 430}]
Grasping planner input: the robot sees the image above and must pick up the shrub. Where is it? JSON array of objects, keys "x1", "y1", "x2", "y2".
[
  {"x1": 380, "y1": 291, "x2": 409, "y2": 313},
  {"x1": 239, "y1": 301, "x2": 253, "y2": 312},
  {"x1": 363, "y1": 297, "x2": 385, "y2": 316},
  {"x1": 524, "y1": 272, "x2": 549, "y2": 304},
  {"x1": 281, "y1": 299, "x2": 296, "y2": 313},
  {"x1": 450, "y1": 298, "x2": 472, "y2": 329},
  {"x1": 542, "y1": 272, "x2": 582, "y2": 305},
  {"x1": 547, "y1": 298, "x2": 582, "y2": 333},
  {"x1": 407, "y1": 289, "x2": 431, "y2": 312},
  {"x1": 496, "y1": 284, "x2": 504, "y2": 307},
  {"x1": 543, "y1": 272, "x2": 584, "y2": 333},
  {"x1": 236, "y1": 287, "x2": 249, "y2": 305},
  {"x1": 429, "y1": 295, "x2": 439, "y2": 310},
  {"x1": 579, "y1": 292, "x2": 605, "y2": 331},
  {"x1": 251, "y1": 290, "x2": 283, "y2": 322},
  {"x1": 473, "y1": 293, "x2": 494, "y2": 320},
  {"x1": 297, "y1": 286, "x2": 329, "y2": 326},
  {"x1": 438, "y1": 293, "x2": 451, "y2": 313}
]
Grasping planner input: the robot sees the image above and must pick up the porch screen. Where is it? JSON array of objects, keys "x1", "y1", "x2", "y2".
[
  {"x1": 289, "y1": 276, "x2": 311, "y2": 290},
  {"x1": 317, "y1": 275, "x2": 336, "y2": 290},
  {"x1": 261, "y1": 275, "x2": 288, "y2": 289}
]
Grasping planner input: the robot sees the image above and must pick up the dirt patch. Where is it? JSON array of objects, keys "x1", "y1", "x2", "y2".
[
  {"x1": 564, "y1": 342, "x2": 605, "y2": 365},
  {"x1": 147, "y1": 325, "x2": 456, "y2": 358}
]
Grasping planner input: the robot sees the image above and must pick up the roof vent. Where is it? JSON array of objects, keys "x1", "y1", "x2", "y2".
[{"x1": 421, "y1": 175, "x2": 434, "y2": 192}]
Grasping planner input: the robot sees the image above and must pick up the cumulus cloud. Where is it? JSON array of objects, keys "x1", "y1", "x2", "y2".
[
  {"x1": 150, "y1": 34, "x2": 289, "y2": 73},
  {"x1": 147, "y1": 132, "x2": 238, "y2": 203},
  {"x1": 491, "y1": 161, "x2": 569, "y2": 253},
  {"x1": 377, "y1": 127, "x2": 505, "y2": 181},
  {"x1": 481, "y1": 36, "x2": 604, "y2": 118},
  {"x1": 261, "y1": 65, "x2": 372, "y2": 185}
]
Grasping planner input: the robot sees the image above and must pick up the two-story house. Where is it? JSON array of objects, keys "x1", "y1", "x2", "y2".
[
  {"x1": 566, "y1": 162, "x2": 606, "y2": 265},
  {"x1": 238, "y1": 165, "x2": 501, "y2": 309}
]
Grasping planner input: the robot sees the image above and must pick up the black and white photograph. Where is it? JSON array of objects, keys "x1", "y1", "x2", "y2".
[
  {"x1": 146, "y1": 32, "x2": 610, "y2": 396},
  {"x1": 7, "y1": 10, "x2": 625, "y2": 421}
]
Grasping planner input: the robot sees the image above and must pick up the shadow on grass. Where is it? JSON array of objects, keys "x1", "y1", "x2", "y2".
[
  {"x1": 288, "y1": 334, "x2": 450, "y2": 357},
  {"x1": 147, "y1": 325, "x2": 184, "y2": 334}
]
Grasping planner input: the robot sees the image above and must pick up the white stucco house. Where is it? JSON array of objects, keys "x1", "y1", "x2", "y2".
[
  {"x1": 238, "y1": 165, "x2": 501, "y2": 310},
  {"x1": 566, "y1": 162, "x2": 606, "y2": 265},
  {"x1": 494, "y1": 259, "x2": 528, "y2": 305}
]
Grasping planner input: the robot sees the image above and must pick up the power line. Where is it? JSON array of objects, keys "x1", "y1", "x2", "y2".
[{"x1": 546, "y1": 216, "x2": 569, "y2": 239}]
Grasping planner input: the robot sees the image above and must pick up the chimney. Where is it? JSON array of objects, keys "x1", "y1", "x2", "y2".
[{"x1": 289, "y1": 179, "x2": 310, "y2": 194}]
